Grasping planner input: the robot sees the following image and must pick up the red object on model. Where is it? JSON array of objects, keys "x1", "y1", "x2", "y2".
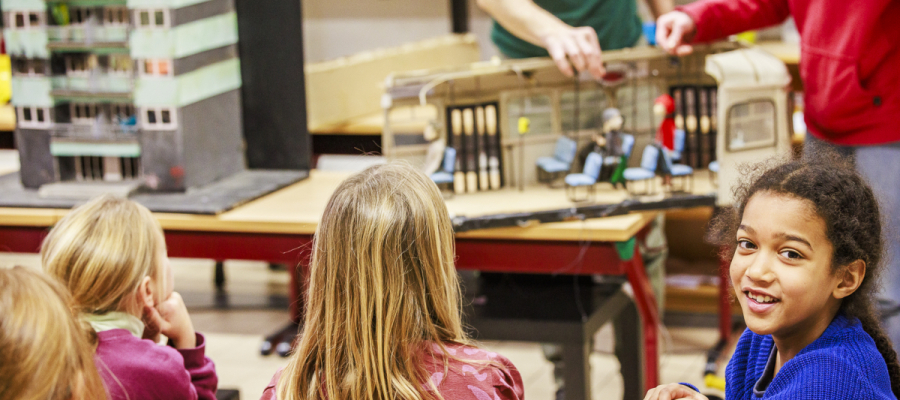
[{"x1": 654, "y1": 94, "x2": 676, "y2": 152}]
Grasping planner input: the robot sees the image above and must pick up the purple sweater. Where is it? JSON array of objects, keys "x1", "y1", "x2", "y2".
[{"x1": 95, "y1": 329, "x2": 218, "y2": 400}]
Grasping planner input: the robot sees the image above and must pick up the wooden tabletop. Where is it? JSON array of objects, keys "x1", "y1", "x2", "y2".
[{"x1": 0, "y1": 169, "x2": 659, "y2": 243}]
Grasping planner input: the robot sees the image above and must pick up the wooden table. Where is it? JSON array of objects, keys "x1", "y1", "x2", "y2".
[{"x1": 0, "y1": 170, "x2": 661, "y2": 399}]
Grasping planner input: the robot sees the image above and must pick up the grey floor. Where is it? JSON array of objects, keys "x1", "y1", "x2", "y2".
[{"x1": 0, "y1": 253, "x2": 724, "y2": 399}]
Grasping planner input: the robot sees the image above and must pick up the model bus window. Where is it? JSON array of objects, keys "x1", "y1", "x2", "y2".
[{"x1": 727, "y1": 100, "x2": 777, "y2": 151}]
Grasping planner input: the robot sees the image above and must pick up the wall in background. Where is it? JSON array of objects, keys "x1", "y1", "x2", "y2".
[{"x1": 302, "y1": 0, "x2": 499, "y2": 63}]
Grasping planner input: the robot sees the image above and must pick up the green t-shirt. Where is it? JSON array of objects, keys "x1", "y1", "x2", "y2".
[{"x1": 491, "y1": 0, "x2": 643, "y2": 59}]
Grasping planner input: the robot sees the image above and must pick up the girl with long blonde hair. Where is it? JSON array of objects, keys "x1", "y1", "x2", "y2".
[
  {"x1": 261, "y1": 163, "x2": 524, "y2": 400},
  {"x1": 0, "y1": 266, "x2": 107, "y2": 400},
  {"x1": 41, "y1": 195, "x2": 218, "y2": 400}
]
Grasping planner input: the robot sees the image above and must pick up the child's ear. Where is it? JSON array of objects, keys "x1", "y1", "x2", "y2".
[
  {"x1": 834, "y1": 260, "x2": 866, "y2": 300},
  {"x1": 137, "y1": 276, "x2": 155, "y2": 308}
]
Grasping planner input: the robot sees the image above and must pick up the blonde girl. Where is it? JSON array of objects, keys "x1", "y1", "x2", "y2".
[
  {"x1": 0, "y1": 266, "x2": 107, "y2": 400},
  {"x1": 41, "y1": 195, "x2": 218, "y2": 400},
  {"x1": 261, "y1": 163, "x2": 524, "y2": 400}
]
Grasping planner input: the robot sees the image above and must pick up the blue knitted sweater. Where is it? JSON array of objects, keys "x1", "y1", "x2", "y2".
[{"x1": 725, "y1": 314, "x2": 896, "y2": 399}]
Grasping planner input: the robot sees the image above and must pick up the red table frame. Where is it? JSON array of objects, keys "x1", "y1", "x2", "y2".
[{"x1": 0, "y1": 224, "x2": 661, "y2": 392}]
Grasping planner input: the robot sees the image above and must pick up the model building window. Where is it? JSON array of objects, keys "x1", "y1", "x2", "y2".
[
  {"x1": 134, "y1": 9, "x2": 168, "y2": 28},
  {"x1": 70, "y1": 156, "x2": 140, "y2": 182},
  {"x1": 10, "y1": 11, "x2": 43, "y2": 28},
  {"x1": 139, "y1": 59, "x2": 173, "y2": 76},
  {"x1": 65, "y1": 54, "x2": 95, "y2": 77},
  {"x1": 104, "y1": 7, "x2": 129, "y2": 25},
  {"x1": 70, "y1": 103, "x2": 99, "y2": 123},
  {"x1": 13, "y1": 59, "x2": 47, "y2": 76},
  {"x1": 142, "y1": 107, "x2": 177, "y2": 130},
  {"x1": 110, "y1": 104, "x2": 135, "y2": 120},
  {"x1": 727, "y1": 100, "x2": 777, "y2": 151},
  {"x1": 18, "y1": 106, "x2": 52, "y2": 128},
  {"x1": 70, "y1": 8, "x2": 94, "y2": 25},
  {"x1": 106, "y1": 55, "x2": 133, "y2": 75}
]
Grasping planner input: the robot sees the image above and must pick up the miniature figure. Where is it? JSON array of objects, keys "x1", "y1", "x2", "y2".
[
  {"x1": 653, "y1": 94, "x2": 676, "y2": 186},
  {"x1": 601, "y1": 107, "x2": 628, "y2": 188},
  {"x1": 654, "y1": 94, "x2": 676, "y2": 152}
]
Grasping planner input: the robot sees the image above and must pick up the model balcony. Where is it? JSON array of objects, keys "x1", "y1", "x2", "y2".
[
  {"x1": 52, "y1": 122, "x2": 138, "y2": 141},
  {"x1": 51, "y1": 73, "x2": 133, "y2": 98},
  {"x1": 46, "y1": 24, "x2": 129, "y2": 50}
]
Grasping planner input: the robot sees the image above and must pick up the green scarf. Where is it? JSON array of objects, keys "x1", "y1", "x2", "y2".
[{"x1": 82, "y1": 311, "x2": 145, "y2": 338}]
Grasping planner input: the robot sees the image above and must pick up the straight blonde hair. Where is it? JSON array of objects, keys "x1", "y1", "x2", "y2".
[
  {"x1": 41, "y1": 195, "x2": 167, "y2": 317},
  {"x1": 278, "y1": 163, "x2": 469, "y2": 400},
  {"x1": 0, "y1": 267, "x2": 108, "y2": 400}
]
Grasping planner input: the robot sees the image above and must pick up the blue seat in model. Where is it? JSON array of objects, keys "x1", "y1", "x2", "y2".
[
  {"x1": 565, "y1": 152, "x2": 603, "y2": 202},
  {"x1": 430, "y1": 147, "x2": 456, "y2": 187},
  {"x1": 622, "y1": 134, "x2": 636, "y2": 159},
  {"x1": 536, "y1": 136, "x2": 577, "y2": 182},
  {"x1": 671, "y1": 129, "x2": 685, "y2": 162},
  {"x1": 623, "y1": 145, "x2": 659, "y2": 192},
  {"x1": 661, "y1": 146, "x2": 694, "y2": 191}
]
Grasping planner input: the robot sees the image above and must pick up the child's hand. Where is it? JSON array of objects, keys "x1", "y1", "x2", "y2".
[
  {"x1": 143, "y1": 292, "x2": 196, "y2": 349},
  {"x1": 644, "y1": 383, "x2": 709, "y2": 400}
]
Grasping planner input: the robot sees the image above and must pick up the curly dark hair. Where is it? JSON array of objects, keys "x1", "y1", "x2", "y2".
[{"x1": 708, "y1": 152, "x2": 900, "y2": 397}]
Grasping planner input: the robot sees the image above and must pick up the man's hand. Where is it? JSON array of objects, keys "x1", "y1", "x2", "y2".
[
  {"x1": 540, "y1": 26, "x2": 605, "y2": 78},
  {"x1": 656, "y1": 11, "x2": 697, "y2": 56},
  {"x1": 644, "y1": 383, "x2": 709, "y2": 400},
  {"x1": 143, "y1": 291, "x2": 197, "y2": 349}
]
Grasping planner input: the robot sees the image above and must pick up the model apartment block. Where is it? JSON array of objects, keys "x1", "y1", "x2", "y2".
[{"x1": 4, "y1": 0, "x2": 245, "y2": 191}]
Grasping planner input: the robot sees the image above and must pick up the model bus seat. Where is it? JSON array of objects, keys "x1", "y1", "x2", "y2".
[
  {"x1": 623, "y1": 145, "x2": 659, "y2": 195},
  {"x1": 430, "y1": 147, "x2": 456, "y2": 186},
  {"x1": 536, "y1": 136, "x2": 577, "y2": 182},
  {"x1": 671, "y1": 129, "x2": 685, "y2": 162},
  {"x1": 565, "y1": 152, "x2": 603, "y2": 202},
  {"x1": 661, "y1": 146, "x2": 694, "y2": 191}
]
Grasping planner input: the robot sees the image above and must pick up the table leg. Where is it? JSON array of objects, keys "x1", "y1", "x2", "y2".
[
  {"x1": 261, "y1": 262, "x2": 308, "y2": 356},
  {"x1": 214, "y1": 261, "x2": 226, "y2": 291},
  {"x1": 623, "y1": 246, "x2": 659, "y2": 391},
  {"x1": 614, "y1": 299, "x2": 643, "y2": 400},
  {"x1": 562, "y1": 339, "x2": 591, "y2": 400}
]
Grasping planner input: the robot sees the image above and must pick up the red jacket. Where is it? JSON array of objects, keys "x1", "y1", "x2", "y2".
[
  {"x1": 657, "y1": 117, "x2": 675, "y2": 151},
  {"x1": 680, "y1": 0, "x2": 900, "y2": 146},
  {"x1": 259, "y1": 342, "x2": 524, "y2": 400}
]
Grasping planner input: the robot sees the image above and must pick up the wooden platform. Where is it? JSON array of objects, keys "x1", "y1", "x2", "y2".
[{"x1": 0, "y1": 169, "x2": 675, "y2": 242}]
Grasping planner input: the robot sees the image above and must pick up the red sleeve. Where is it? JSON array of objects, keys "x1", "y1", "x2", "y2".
[
  {"x1": 259, "y1": 369, "x2": 282, "y2": 400},
  {"x1": 679, "y1": 0, "x2": 791, "y2": 43},
  {"x1": 492, "y1": 354, "x2": 524, "y2": 400},
  {"x1": 175, "y1": 333, "x2": 219, "y2": 400}
]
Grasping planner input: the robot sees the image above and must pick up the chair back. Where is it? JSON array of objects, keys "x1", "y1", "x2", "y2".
[
  {"x1": 674, "y1": 129, "x2": 685, "y2": 154},
  {"x1": 660, "y1": 146, "x2": 675, "y2": 170},
  {"x1": 639, "y1": 145, "x2": 659, "y2": 171},
  {"x1": 554, "y1": 137, "x2": 577, "y2": 165},
  {"x1": 621, "y1": 134, "x2": 635, "y2": 158},
  {"x1": 583, "y1": 152, "x2": 603, "y2": 181},
  {"x1": 443, "y1": 147, "x2": 457, "y2": 173}
]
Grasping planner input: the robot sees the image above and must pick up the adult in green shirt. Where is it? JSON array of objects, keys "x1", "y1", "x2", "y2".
[{"x1": 478, "y1": 0, "x2": 672, "y2": 78}]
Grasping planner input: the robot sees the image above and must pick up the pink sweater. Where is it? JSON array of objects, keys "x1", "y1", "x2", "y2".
[
  {"x1": 260, "y1": 342, "x2": 524, "y2": 399},
  {"x1": 95, "y1": 329, "x2": 218, "y2": 400}
]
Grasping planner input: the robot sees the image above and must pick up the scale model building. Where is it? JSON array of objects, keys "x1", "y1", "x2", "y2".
[{"x1": 4, "y1": 0, "x2": 244, "y2": 193}]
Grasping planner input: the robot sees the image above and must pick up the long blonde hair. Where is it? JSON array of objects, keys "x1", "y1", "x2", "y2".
[
  {"x1": 41, "y1": 195, "x2": 167, "y2": 317},
  {"x1": 0, "y1": 267, "x2": 108, "y2": 400},
  {"x1": 278, "y1": 163, "x2": 468, "y2": 400}
]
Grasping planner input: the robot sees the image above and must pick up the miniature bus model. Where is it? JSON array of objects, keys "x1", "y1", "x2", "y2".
[{"x1": 381, "y1": 42, "x2": 792, "y2": 206}]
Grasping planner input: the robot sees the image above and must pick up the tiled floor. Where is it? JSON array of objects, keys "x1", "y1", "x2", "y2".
[{"x1": 0, "y1": 254, "x2": 725, "y2": 400}]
